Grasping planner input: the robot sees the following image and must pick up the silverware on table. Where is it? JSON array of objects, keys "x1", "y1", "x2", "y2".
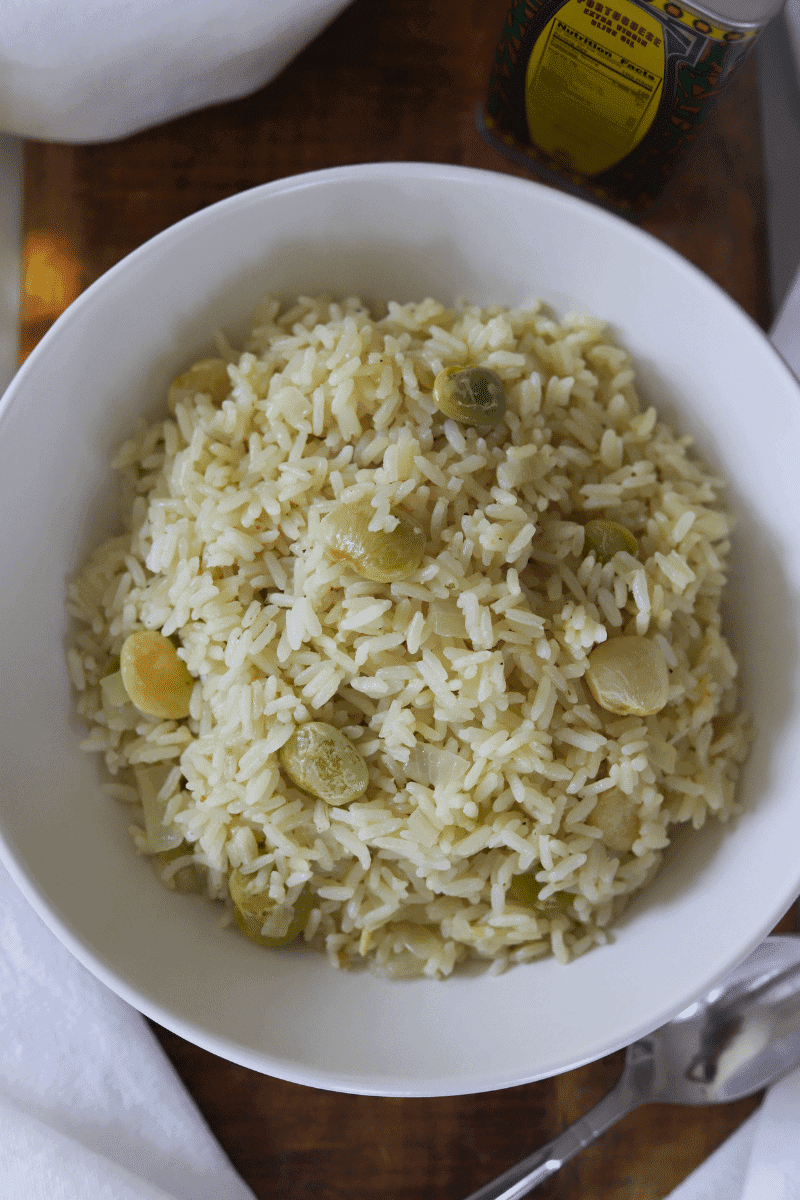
[{"x1": 466, "y1": 934, "x2": 800, "y2": 1200}]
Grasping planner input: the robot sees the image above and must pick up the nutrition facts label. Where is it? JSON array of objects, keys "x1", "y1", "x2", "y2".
[{"x1": 525, "y1": 0, "x2": 665, "y2": 176}]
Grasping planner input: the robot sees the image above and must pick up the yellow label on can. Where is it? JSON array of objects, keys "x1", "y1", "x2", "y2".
[{"x1": 525, "y1": 0, "x2": 666, "y2": 176}]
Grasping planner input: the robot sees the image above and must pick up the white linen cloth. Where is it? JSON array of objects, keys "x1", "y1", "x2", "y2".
[
  {"x1": 771, "y1": 264, "x2": 800, "y2": 382},
  {"x1": 666, "y1": 1071, "x2": 800, "y2": 1200},
  {"x1": 0, "y1": 859, "x2": 257, "y2": 1200},
  {"x1": 0, "y1": 0, "x2": 352, "y2": 143}
]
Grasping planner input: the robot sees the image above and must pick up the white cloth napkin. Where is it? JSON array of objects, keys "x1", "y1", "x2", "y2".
[
  {"x1": 0, "y1": 0, "x2": 352, "y2": 143},
  {"x1": 771, "y1": 265, "x2": 800, "y2": 381},
  {"x1": 0, "y1": 858, "x2": 257, "y2": 1200},
  {"x1": 666, "y1": 1071, "x2": 800, "y2": 1200}
]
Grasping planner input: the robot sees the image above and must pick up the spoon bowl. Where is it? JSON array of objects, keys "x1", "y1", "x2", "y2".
[{"x1": 467, "y1": 934, "x2": 800, "y2": 1200}]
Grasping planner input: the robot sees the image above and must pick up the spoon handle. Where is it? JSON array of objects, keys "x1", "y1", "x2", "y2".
[{"x1": 463, "y1": 1078, "x2": 641, "y2": 1200}]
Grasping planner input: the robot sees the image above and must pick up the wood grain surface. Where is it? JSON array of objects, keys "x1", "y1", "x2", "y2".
[{"x1": 20, "y1": 1, "x2": 785, "y2": 1196}]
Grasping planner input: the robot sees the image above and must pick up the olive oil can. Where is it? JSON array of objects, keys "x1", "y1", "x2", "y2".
[{"x1": 479, "y1": 0, "x2": 785, "y2": 212}]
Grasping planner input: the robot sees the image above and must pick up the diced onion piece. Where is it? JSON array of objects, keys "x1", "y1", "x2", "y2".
[
  {"x1": 135, "y1": 765, "x2": 182, "y2": 853},
  {"x1": 154, "y1": 844, "x2": 203, "y2": 894},
  {"x1": 99, "y1": 670, "x2": 128, "y2": 708},
  {"x1": 428, "y1": 602, "x2": 467, "y2": 638},
  {"x1": 229, "y1": 871, "x2": 313, "y2": 947},
  {"x1": 590, "y1": 790, "x2": 640, "y2": 853},
  {"x1": 393, "y1": 921, "x2": 441, "y2": 959},
  {"x1": 168, "y1": 358, "x2": 230, "y2": 408},
  {"x1": 508, "y1": 874, "x2": 571, "y2": 909},
  {"x1": 405, "y1": 743, "x2": 469, "y2": 788}
]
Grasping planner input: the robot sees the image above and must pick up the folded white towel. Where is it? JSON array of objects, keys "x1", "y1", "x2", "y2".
[
  {"x1": 0, "y1": 0, "x2": 352, "y2": 142},
  {"x1": 0, "y1": 859, "x2": 256, "y2": 1200},
  {"x1": 771, "y1": 266, "x2": 800, "y2": 380},
  {"x1": 666, "y1": 1070, "x2": 800, "y2": 1200}
]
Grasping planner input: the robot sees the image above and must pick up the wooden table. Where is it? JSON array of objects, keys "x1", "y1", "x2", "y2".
[{"x1": 20, "y1": 2, "x2": 786, "y2": 1196}]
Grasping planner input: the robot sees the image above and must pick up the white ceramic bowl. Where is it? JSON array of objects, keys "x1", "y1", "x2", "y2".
[{"x1": 2, "y1": 163, "x2": 800, "y2": 1098}]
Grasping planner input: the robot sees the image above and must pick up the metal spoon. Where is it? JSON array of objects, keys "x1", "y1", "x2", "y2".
[{"x1": 466, "y1": 934, "x2": 800, "y2": 1200}]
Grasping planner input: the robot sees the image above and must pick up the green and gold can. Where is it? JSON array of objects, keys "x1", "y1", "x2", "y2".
[{"x1": 479, "y1": 0, "x2": 784, "y2": 212}]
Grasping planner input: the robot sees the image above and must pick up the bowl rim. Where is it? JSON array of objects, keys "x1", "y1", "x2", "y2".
[{"x1": 5, "y1": 160, "x2": 799, "y2": 408}]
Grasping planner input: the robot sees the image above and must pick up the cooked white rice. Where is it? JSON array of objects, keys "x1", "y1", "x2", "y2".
[{"x1": 66, "y1": 293, "x2": 750, "y2": 978}]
